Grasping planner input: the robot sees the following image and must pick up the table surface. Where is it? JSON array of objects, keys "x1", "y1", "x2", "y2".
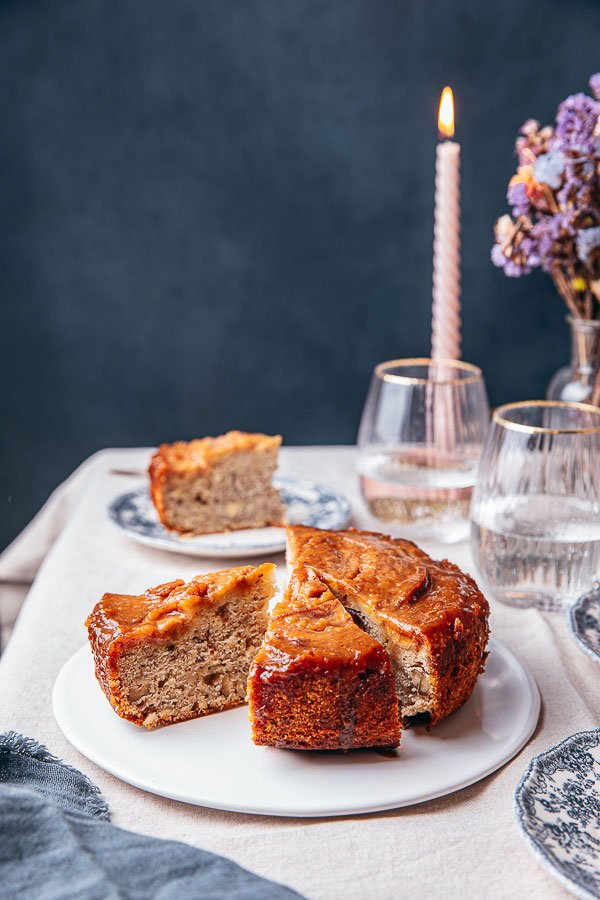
[{"x1": 1, "y1": 446, "x2": 597, "y2": 900}]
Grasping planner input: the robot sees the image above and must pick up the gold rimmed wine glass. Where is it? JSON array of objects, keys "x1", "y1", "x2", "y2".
[
  {"x1": 357, "y1": 358, "x2": 490, "y2": 543},
  {"x1": 470, "y1": 400, "x2": 600, "y2": 610}
]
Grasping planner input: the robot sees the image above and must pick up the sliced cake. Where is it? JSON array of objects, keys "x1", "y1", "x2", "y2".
[
  {"x1": 248, "y1": 565, "x2": 401, "y2": 750},
  {"x1": 286, "y1": 526, "x2": 489, "y2": 725},
  {"x1": 86, "y1": 563, "x2": 276, "y2": 728},
  {"x1": 149, "y1": 431, "x2": 285, "y2": 534}
]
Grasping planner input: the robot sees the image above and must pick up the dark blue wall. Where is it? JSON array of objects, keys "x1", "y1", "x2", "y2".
[{"x1": 1, "y1": 0, "x2": 599, "y2": 548}]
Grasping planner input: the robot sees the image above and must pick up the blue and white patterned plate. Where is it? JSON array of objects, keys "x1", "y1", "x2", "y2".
[
  {"x1": 570, "y1": 586, "x2": 600, "y2": 664},
  {"x1": 108, "y1": 476, "x2": 352, "y2": 559},
  {"x1": 515, "y1": 730, "x2": 600, "y2": 899}
]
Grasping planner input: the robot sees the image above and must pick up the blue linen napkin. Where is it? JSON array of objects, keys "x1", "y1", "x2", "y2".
[{"x1": 0, "y1": 732, "x2": 305, "y2": 900}]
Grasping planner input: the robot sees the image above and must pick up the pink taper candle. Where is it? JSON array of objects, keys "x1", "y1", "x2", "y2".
[{"x1": 431, "y1": 86, "x2": 461, "y2": 360}]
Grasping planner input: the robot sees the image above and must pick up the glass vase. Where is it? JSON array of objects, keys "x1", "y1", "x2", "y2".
[{"x1": 547, "y1": 315, "x2": 600, "y2": 404}]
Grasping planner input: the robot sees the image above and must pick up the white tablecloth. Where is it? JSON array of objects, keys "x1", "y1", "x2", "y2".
[{"x1": 0, "y1": 447, "x2": 597, "y2": 899}]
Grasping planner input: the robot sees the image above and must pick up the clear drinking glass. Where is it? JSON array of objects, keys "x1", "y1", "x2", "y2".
[
  {"x1": 357, "y1": 358, "x2": 490, "y2": 542},
  {"x1": 470, "y1": 401, "x2": 600, "y2": 611}
]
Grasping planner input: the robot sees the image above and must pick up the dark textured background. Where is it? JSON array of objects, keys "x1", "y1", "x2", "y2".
[{"x1": 1, "y1": 0, "x2": 599, "y2": 549}]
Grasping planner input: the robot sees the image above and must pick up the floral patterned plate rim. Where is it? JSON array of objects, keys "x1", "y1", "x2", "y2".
[
  {"x1": 108, "y1": 476, "x2": 352, "y2": 559},
  {"x1": 570, "y1": 586, "x2": 600, "y2": 665},
  {"x1": 515, "y1": 729, "x2": 600, "y2": 899}
]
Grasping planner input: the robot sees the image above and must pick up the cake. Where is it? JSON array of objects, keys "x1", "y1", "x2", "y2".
[
  {"x1": 247, "y1": 565, "x2": 401, "y2": 750},
  {"x1": 86, "y1": 563, "x2": 276, "y2": 728},
  {"x1": 148, "y1": 431, "x2": 286, "y2": 534},
  {"x1": 285, "y1": 526, "x2": 490, "y2": 726}
]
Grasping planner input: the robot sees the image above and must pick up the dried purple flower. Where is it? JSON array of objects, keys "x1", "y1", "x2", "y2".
[
  {"x1": 515, "y1": 119, "x2": 553, "y2": 165},
  {"x1": 493, "y1": 74, "x2": 600, "y2": 319},
  {"x1": 490, "y1": 244, "x2": 532, "y2": 276},
  {"x1": 576, "y1": 226, "x2": 600, "y2": 265},
  {"x1": 491, "y1": 215, "x2": 535, "y2": 276},
  {"x1": 520, "y1": 236, "x2": 541, "y2": 268},
  {"x1": 533, "y1": 151, "x2": 565, "y2": 189},
  {"x1": 529, "y1": 214, "x2": 575, "y2": 272},
  {"x1": 507, "y1": 180, "x2": 530, "y2": 216},
  {"x1": 589, "y1": 73, "x2": 600, "y2": 101},
  {"x1": 490, "y1": 244, "x2": 507, "y2": 267},
  {"x1": 552, "y1": 92, "x2": 600, "y2": 154},
  {"x1": 558, "y1": 154, "x2": 597, "y2": 208},
  {"x1": 505, "y1": 258, "x2": 532, "y2": 277}
]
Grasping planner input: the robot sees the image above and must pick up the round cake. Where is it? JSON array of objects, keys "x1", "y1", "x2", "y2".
[{"x1": 247, "y1": 526, "x2": 490, "y2": 750}]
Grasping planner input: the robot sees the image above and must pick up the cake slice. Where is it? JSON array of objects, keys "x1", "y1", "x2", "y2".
[
  {"x1": 286, "y1": 526, "x2": 489, "y2": 725},
  {"x1": 149, "y1": 431, "x2": 286, "y2": 534},
  {"x1": 86, "y1": 563, "x2": 276, "y2": 728},
  {"x1": 247, "y1": 565, "x2": 401, "y2": 750}
]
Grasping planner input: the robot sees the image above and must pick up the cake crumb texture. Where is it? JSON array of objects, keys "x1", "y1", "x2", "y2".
[
  {"x1": 149, "y1": 431, "x2": 285, "y2": 534},
  {"x1": 86, "y1": 563, "x2": 276, "y2": 728}
]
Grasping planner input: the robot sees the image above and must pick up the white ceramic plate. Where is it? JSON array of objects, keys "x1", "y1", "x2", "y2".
[
  {"x1": 108, "y1": 477, "x2": 352, "y2": 559},
  {"x1": 53, "y1": 639, "x2": 539, "y2": 818}
]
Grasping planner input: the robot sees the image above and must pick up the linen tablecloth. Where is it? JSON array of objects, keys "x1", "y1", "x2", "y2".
[{"x1": 0, "y1": 446, "x2": 597, "y2": 899}]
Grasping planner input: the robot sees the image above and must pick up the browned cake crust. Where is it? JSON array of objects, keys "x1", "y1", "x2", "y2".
[
  {"x1": 286, "y1": 526, "x2": 489, "y2": 726},
  {"x1": 248, "y1": 566, "x2": 401, "y2": 750},
  {"x1": 86, "y1": 564, "x2": 275, "y2": 728},
  {"x1": 148, "y1": 431, "x2": 285, "y2": 535}
]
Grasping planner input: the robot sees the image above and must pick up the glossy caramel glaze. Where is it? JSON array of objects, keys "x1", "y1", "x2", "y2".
[
  {"x1": 254, "y1": 566, "x2": 397, "y2": 675},
  {"x1": 149, "y1": 431, "x2": 281, "y2": 476},
  {"x1": 87, "y1": 564, "x2": 275, "y2": 720},
  {"x1": 148, "y1": 432, "x2": 283, "y2": 533},
  {"x1": 248, "y1": 566, "x2": 401, "y2": 750},
  {"x1": 287, "y1": 525, "x2": 487, "y2": 636},
  {"x1": 286, "y1": 526, "x2": 489, "y2": 724}
]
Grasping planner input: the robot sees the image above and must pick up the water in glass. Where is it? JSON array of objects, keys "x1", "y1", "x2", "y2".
[
  {"x1": 357, "y1": 359, "x2": 490, "y2": 543},
  {"x1": 470, "y1": 401, "x2": 600, "y2": 610}
]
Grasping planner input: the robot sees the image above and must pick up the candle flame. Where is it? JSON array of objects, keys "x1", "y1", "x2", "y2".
[{"x1": 438, "y1": 86, "x2": 455, "y2": 139}]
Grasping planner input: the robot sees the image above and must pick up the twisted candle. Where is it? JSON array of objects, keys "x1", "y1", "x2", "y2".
[{"x1": 431, "y1": 88, "x2": 461, "y2": 361}]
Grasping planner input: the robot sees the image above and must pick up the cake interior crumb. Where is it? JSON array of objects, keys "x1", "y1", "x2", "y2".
[{"x1": 115, "y1": 582, "x2": 271, "y2": 728}]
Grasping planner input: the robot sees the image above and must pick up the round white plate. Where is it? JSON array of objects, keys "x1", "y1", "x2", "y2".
[
  {"x1": 108, "y1": 477, "x2": 352, "y2": 559},
  {"x1": 53, "y1": 639, "x2": 539, "y2": 818}
]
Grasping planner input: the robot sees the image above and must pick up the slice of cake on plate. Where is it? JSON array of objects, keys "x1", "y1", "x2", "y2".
[
  {"x1": 247, "y1": 565, "x2": 401, "y2": 750},
  {"x1": 149, "y1": 431, "x2": 285, "y2": 534},
  {"x1": 286, "y1": 525, "x2": 489, "y2": 725},
  {"x1": 86, "y1": 563, "x2": 276, "y2": 728}
]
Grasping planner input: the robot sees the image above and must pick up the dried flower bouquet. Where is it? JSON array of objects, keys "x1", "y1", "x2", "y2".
[{"x1": 492, "y1": 74, "x2": 600, "y2": 321}]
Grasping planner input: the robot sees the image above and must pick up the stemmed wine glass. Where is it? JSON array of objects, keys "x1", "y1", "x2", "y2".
[{"x1": 357, "y1": 358, "x2": 490, "y2": 543}]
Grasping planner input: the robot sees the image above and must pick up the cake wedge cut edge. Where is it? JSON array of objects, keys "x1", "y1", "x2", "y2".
[
  {"x1": 286, "y1": 525, "x2": 490, "y2": 726},
  {"x1": 247, "y1": 564, "x2": 401, "y2": 750},
  {"x1": 148, "y1": 431, "x2": 286, "y2": 535},
  {"x1": 86, "y1": 563, "x2": 276, "y2": 728}
]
